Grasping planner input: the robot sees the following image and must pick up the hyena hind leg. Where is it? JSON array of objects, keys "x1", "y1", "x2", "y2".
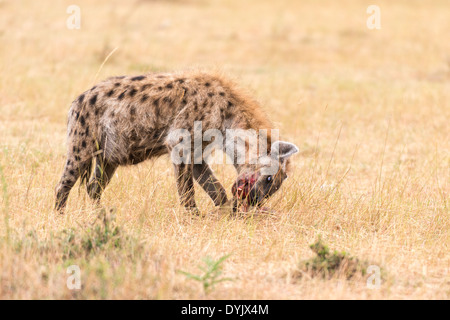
[
  {"x1": 86, "y1": 157, "x2": 118, "y2": 201},
  {"x1": 55, "y1": 158, "x2": 92, "y2": 213}
]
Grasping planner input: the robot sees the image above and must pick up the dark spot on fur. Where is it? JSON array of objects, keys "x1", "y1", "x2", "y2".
[
  {"x1": 131, "y1": 76, "x2": 146, "y2": 81},
  {"x1": 130, "y1": 129, "x2": 138, "y2": 141},
  {"x1": 91, "y1": 86, "x2": 97, "y2": 91},
  {"x1": 205, "y1": 82, "x2": 211, "y2": 87},
  {"x1": 224, "y1": 110, "x2": 233, "y2": 119},
  {"x1": 130, "y1": 106, "x2": 136, "y2": 116},
  {"x1": 141, "y1": 94, "x2": 148, "y2": 102},
  {"x1": 114, "y1": 82, "x2": 121, "y2": 87},
  {"x1": 152, "y1": 130, "x2": 162, "y2": 141},
  {"x1": 89, "y1": 94, "x2": 97, "y2": 106},
  {"x1": 118, "y1": 91, "x2": 126, "y2": 100},
  {"x1": 129, "y1": 88, "x2": 137, "y2": 97},
  {"x1": 219, "y1": 92, "x2": 225, "y2": 96},
  {"x1": 163, "y1": 96, "x2": 172, "y2": 104},
  {"x1": 75, "y1": 155, "x2": 81, "y2": 161},
  {"x1": 81, "y1": 141, "x2": 86, "y2": 148},
  {"x1": 78, "y1": 94, "x2": 85, "y2": 104},
  {"x1": 107, "y1": 89, "x2": 115, "y2": 97},
  {"x1": 69, "y1": 170, "x2": 75, "y2": 176},
  {"x1": 85, "y1": 126, "x2": 89, "y2": 136},
  {"x1": 141, "y1": 84, "x2": 151, "y2": 91},
  {"x1": 208, "y1": 92, "x2": 214, "y2": 97},
  {"x1": 228, "y1": 101, "x2": 233, "y2": 108},
  {"x1": 154, "y1": 98, "x2": 160, "y2": 118},
  {"x1": 85, "y1": 111, "x2": 89, "y2": 119},
  {"x1": 79, "y1": 115, "x2": 85, "y2": 126},
  {"x1": 158, "y1": 86, "x2": 163, "y2": 91},
  {"x1": 166, "y1": 83, "x2": 173, "y2": 89}
]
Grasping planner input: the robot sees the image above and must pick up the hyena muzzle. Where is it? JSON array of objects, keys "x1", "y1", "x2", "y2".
[{"x1": 54, "y1": 71, "x2": 298, "y2": 213}]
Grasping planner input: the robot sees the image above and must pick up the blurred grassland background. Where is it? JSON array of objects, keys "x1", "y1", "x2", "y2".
[{"x1": 0, "y1": 0, "x2": 449, "y2": 299}]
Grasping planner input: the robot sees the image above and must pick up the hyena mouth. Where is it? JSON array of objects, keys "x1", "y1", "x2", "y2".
[{"x1": 231, "y1": 172, "x2": 259, "y2": 212}]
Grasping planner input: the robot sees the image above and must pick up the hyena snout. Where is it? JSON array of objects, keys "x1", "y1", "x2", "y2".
[
  {"x1": 231, "y1": 171, "x2": 286, "y2": 209},
  {"x1": 252, "y1": 173, "x2": 286, "y2": 204},
  {"x1": 232, "y1": 140, "x2": 299, "y2": 209}
]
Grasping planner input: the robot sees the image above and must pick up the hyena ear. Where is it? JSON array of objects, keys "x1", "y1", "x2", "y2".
[{"x1": 271, "y1": 141, "x2": 299, "y2": 161}]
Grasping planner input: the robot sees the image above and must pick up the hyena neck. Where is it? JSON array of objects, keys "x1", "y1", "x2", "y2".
[
  {"x1": 234, "y1": 163, "x2": 257, "y2": 175},
  {"x1": 225, "y1": 120, "x2": 273, "y2": 175}
]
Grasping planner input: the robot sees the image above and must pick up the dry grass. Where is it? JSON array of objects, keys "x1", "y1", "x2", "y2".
[{"x1": 0, "y1": 0, "x2": 449, "y2": 299}]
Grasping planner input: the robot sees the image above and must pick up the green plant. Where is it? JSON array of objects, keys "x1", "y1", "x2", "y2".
[
  {"x1": 61, "y1": 208, "x2": 127, "y2": 259},
  {"x1": 297, "y1": 237, "x2": 369, "y2": 279},
  {"x1": 178, "y1": 254, "x2": 233, "y2": 294}
]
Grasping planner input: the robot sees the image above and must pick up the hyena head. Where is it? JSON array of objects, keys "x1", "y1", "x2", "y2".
[{"x1": 232, "y1": 141, "x2": 299, "y2": 208}]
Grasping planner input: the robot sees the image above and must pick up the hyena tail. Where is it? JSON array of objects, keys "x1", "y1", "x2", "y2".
[
  {"x1": 55, "y1": 155, "x2": 93, "y2": 213},
  {"x1": 55, "y1": 97, "x2": 103, "y2": 212}
]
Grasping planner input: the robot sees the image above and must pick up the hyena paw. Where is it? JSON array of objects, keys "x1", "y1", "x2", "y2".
[{"x1": 185, "y1": 206, "x2": 201, "y2": 216}]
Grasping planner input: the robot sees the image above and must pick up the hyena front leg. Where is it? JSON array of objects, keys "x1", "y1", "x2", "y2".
[
  {"x1": 87, "y1": 156, "x2": 118, "y2": 201},
  {"x1": 193, "y1": 162, "x2": 228, "y2": 206},
  {"x1": 166, "y1": 124, "x2": 198, "y2": 211},
  {"x1": 55, "y1": 157, "x2": 91, "y2": 212}
]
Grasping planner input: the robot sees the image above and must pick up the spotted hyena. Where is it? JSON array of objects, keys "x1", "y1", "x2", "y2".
[{"x1": 55, "y1": 71, "x2": 298, "y2": 213}]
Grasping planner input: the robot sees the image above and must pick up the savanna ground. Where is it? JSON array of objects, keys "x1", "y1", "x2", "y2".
[{"x1": 0, "y1": 0, "x2": 449, "y2": 299}]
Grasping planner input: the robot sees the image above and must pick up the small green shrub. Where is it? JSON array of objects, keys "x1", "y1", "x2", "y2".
[
  {"x1": 178, "y1": 254, "x2": 233, "y2": 294},
  {"x1": 297, "y1": 237, "x2": 369, "y2": 279},
  {"x1": 61, "y1": 208, "x2": 127, "y2": 259},
  {"x1": 10, "y1": 208, "x2": 140, "y2": 262}
]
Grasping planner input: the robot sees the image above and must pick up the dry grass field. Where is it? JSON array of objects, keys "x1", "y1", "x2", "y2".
[{"x1": 0, "y1": 0, "x2": 449, "y2": 299}]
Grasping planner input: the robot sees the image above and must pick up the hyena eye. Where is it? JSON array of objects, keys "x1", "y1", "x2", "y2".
[{"x1": 266, "y1": 176, "x2": 272, "y2": 183}]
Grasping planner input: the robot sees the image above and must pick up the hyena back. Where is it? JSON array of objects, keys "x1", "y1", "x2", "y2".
[{"x1": 55, "y1": 71, "x2": 298, "y2": 212}]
